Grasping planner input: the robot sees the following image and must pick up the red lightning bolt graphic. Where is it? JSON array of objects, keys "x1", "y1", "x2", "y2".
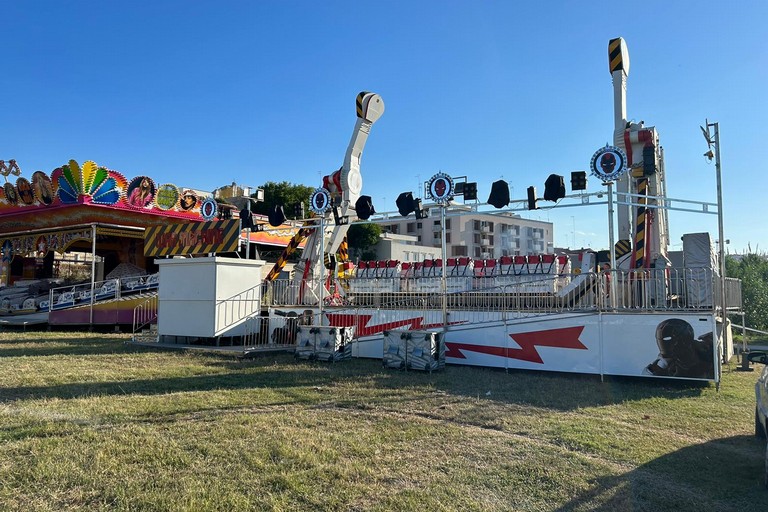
[
  {"x1": 325, "y1": 313, "x2": 465, "y2": 338},
  {"x1": 444, "y1": 326, "x2": 586, "y2": 364}
]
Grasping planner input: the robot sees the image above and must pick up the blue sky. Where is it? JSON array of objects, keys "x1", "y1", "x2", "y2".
[{"x1": 3, "y1": 1, "x2": 766, "y2": 254}]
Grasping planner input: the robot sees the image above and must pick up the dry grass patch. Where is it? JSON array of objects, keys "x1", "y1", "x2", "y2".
[{"x1": 0, "y1": 330, "x2": 766, "y2": 511}]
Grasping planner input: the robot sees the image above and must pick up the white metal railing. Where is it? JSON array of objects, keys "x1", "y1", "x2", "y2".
[
  {"x1": 598, "y1": 268, "x2": 720, "y2": 311},
  {"x1": 46, "y1": 273, "x2": 160, "y2": 312},
  {"x1": 131, "y1": 295, "x2": 158, "y2": 341},
  {"x1": 47, "y1": 278, "x2": 121, "y2": 311},
  {"x1": 597, "y1": 267, "x2": 745, "y2": 313},
  {"x1": 264, "y1": 273, "x2": 595, "y2": 318},
  {"x1": 215, "y1": 284, "x2": 262, "y2": 336},
  {"x1": 262, "y1": 279, "x2": 320, "y2": 307},
  {"x1": 119, "y1": 273, "x2": 160, "y2": 293},
  {"x1": 262, "y1": 267, "x2": 742, "y2": 317},
  {"x1": 241, "y1": 313, "x2": 312, "y2": 350}
]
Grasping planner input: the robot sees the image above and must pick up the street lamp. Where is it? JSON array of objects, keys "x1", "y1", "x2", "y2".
[{"x1": 701, "y1": 120, "x2": 727, "y2": 362}]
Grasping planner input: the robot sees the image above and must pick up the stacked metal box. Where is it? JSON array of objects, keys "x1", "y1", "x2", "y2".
[
  {"x1": 382, "y1": 330, "x2": 408, "y2": 369},
  {"x1": 294, "y1": 326, "x2": 317, "y2": 360},
  {"x1": 295, "y1": 326, "x2": 354, "y2": 362},
  {"x1": 382, "y1": 329, "x2": 445, "y2": 372}
]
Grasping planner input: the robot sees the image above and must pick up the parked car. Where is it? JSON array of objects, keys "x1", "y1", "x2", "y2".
[{"x1": 749, "y1": 351, "x2": 768, "y2": 488}]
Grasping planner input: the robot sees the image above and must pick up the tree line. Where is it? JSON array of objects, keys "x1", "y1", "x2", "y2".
[
  {"x1": 249, "y1": 181, "x2": 381, "y2": 260},
  {"x1": 726, "y1": 254, "x2": 768, "y2": 331}
]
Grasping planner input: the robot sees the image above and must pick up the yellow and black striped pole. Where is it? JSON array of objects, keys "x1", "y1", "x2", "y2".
[
  {"x1": 355, "y1": 91, "x2": 369, "y2": 118},
  {"x1": 608, "y1": 37, "x2": 629, "y2": 74},
  {"x1": 633, "y1": 178, "x2": 649, "y2": 268},
  {"x1": 615, "y1": 239, "x2": 632, "y2": 260},
  {"x1": 264, "y1": 226, "x2": 312, "y2": 282},
  {"x1": 336, "y1": 236, "x2": 354, "y2": 286},
  {"x1": 337, "y1": 236, "x2": 349, "y2": 263}
]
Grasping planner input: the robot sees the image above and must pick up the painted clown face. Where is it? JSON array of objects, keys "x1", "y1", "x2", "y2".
[
  {"x1": 600, "y1": 153, "x2": 617, "y2": 174},
  {"x1": 434, "y1": 178, "x2": 447, "y2": 197}
]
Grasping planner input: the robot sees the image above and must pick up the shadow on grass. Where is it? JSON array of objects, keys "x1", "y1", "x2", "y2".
[
  {"x1": 0, "y1": 338, "x2": 138, "y2": 358},
  {"x1": 553, "y1": 435, "x2": 768, "y2": 512},
  {"x1": 211, "y1": 353, "x2": 710, "y2": 410},
  {"x1": 411, "y1": 366, "x2": 708, "y2": 410},
  {"x1": 0, "y1": 343, "x2": 709, "y2": 411},
  {"x1": 0, "y1": 367, "x2": 331, "y2": 402}
]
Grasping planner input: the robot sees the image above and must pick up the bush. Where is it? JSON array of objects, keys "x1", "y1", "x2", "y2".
[{"x1": 727, "y1": 254, "x2": 768, "y2": 330}]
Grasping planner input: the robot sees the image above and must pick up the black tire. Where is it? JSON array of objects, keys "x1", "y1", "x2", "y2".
[{"x1": 757, "y1": 408, "x2": 767, "y2": 439}]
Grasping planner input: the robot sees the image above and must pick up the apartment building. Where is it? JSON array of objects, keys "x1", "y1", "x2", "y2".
[
  {"x1": 371, "y1": 233, "x2": 442, "y2": 263},
  {"x1": 380, "y1": 211, "x2": 554, "y2": 260}
]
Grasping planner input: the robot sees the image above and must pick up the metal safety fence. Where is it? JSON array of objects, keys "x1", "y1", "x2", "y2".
[{"x1": 262, "y1": 267, "x2": 741, "y2": 317}]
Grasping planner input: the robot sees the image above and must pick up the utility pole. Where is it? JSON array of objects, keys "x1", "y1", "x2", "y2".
[{"x1": 702, "y1": 120, "x2": 728, "y2": 363}]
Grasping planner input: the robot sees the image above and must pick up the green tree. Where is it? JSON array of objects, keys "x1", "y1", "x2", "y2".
[
  {"x1": 726, "y1": 254, "x2": 768, "y2": 330},
  {"x1": 347, "y1": 223, "x2": 382, "y2": 261},
  {"x1": 251, "y1": 181, "x2": 314, "y2": 218}
]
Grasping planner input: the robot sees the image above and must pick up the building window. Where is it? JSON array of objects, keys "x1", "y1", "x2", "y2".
[
  {"x1": 407, "y1": 222, "x2": 415, "y2": 233},
  {"x1": 417, "y1": 222, "x2": 422, "y2": 229},
  {"x1": 473, "y1": 220, "x2": 481, "y2": 231},
  {"x1": 446, "y1": 233, "x2": 451, "y2": 243},
  {"x1": 473, "y1": 233, "x2": 481, "y2": 244},
  {"x1": 474, "y1": 246, "x2": 481, "y2": 258},
  {"x1": 445, "y1": 218, "x2": 451, "y2": 230},
  {"x1": 452, "y1": 246, "x2": 468, "y2": 256}
]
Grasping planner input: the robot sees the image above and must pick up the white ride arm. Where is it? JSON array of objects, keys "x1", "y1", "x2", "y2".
[
  {"x1": 609, "y1": 38, "x2": 632, "y2": 244},
  {"x1": 292, "y1": 92, "x2": 385, "y2": 304}
]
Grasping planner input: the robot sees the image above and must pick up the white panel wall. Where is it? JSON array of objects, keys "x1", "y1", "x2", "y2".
[{"x1": 157, "y1": 257, "x2": 264, "y2": 338}]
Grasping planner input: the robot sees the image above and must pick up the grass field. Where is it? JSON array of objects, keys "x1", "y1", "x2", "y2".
[{"x1": 1, "y1": 330, "x2": 767, "y2": 511}]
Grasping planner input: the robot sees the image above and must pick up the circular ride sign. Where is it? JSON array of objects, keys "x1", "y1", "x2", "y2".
[
  {"x1": 426, "y1": 172, "x2": 454, "y2": 205},
  {"x1": 200, "y1": 197, "x2": 218, "y2": 221},
  {"x1": 590, "y1": 145, "x2": 628, "y2": 183},
  {"x1": 155, "y1": 184, "x2": 180, "y2": 210},
  {"x1": 309, "y1": 188, "x2": 331, "y2": 215}
]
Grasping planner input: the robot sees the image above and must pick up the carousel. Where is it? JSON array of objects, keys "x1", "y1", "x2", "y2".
[{"x1": 0, "y1": 159, "x2": 295, "y2": 326}]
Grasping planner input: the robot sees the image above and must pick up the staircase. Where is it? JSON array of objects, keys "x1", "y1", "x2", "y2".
[{"x1": 131, "y1": 295, "x2": 158, "y2": 343}]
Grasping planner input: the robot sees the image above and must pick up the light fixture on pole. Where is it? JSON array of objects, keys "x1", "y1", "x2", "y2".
[
  {"x1": 702, "y1": 120, "x2": 728, "y2": 363},
  {"x1": 425, "y1": 172, "x2": 455, "y2": 333},
  {"x1": 591, "y1": 144, "x2": 629, "y2": 300},
  {"x1": 239, "y1": 187, "x2": 265, "y2": 259}
]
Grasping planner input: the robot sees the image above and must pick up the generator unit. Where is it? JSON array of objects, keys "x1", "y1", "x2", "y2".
[
  {"x1": 295, "y1": 326, "x2": 354, "y2": 362},
  {"x1": 382, "y1": 329, "x2": 445, "y2": 372}
]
